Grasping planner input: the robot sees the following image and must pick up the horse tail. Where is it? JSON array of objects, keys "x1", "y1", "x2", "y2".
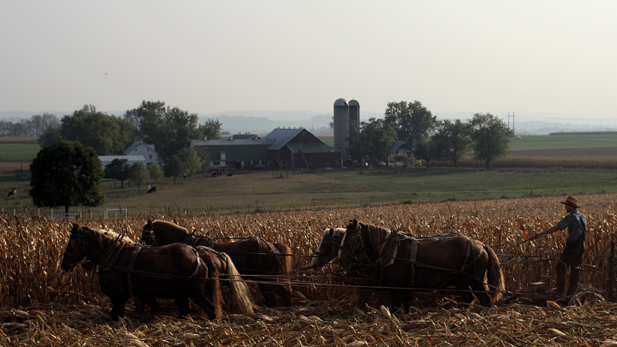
[
  {"x1": 202, "y1": 252, "x2": 223, "y2": 319},
  {"x1": 221, "y1": 252, "x2": 256, "y2": 315},
  {"x1": 484, "y1": 244, "x2": 505, "y2": 303},
  {"x1": 275, "y1": 242, "x2": 294, "y2": 298}
]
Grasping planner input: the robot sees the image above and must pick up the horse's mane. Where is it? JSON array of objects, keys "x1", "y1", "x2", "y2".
[
  {"x1": 83, "y1": 226, "x2": 135, "y2": 245},
  {"x1": 324, "y1": 227, "x2": 347, "y2": 238},
  {"x1": 357, "y1": 222, "x2": 393, "y2": 248},
  {"x1": 153, "y1": 220, "x2": 189, "y2": 238}
]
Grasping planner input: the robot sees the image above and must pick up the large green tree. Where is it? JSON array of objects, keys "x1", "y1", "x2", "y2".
[
  {"x1": 413, "y1": 136, "x2": 442, "y2": 169},
  {"x1": 469, "y1": 113, "x2": 515, "y2": 169},
  {"x1": 104, "y1": 158, "x2": 130, "y2": 188},
  {"x1": 384, "y1": 101, "x2": 437, "y2": 151},
  {"x1": 199, "y1": 119, "x2": 222, "y2": 140},
  {"x1": 29, "y1": 140, "x2": 105, "y2": 212},
  {"x1": 164, "y1": 155, "x2": 185, "y2": 184},
  {"x1": 133, "y1": 101, "x2": 203, "y2": 160},
  {"x1": 129, "y1": 162, "x2": 150, "y2": 194},
  {"x1": 148, "y1": 163, "x2": 164, "y2": 183},
  {"x1": 432, "y1": 119, "x2": 471, "y2": 168},
  {"x1": 59, "y1": 109, "x2": 138, "y2": 155},
  {"x1": 347, "y1": 118, "x2": 396, "y2": 163}
]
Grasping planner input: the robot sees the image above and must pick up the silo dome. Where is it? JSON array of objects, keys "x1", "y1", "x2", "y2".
[
  {"x1": 334, "y1": 98, "x2": 348, "y2": 107},
  {"x1": 348, "y1": 99, "x2": 359, "y2": 107}
]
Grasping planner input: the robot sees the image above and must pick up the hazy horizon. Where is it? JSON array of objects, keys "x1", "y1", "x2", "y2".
[{"x1": 2, "y1": 1, "x2": 616, "y2": 126}]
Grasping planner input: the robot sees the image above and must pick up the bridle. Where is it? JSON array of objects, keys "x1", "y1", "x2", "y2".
[
  {"x1": 338, "y1": 224, "x2": 369, "y2": 266},
  {"x1": 62, "y1": 231, "x2": 88, "y2": 271},
  {"x1": 142, "y1": 229, "x2": 159, "y2": 246}
]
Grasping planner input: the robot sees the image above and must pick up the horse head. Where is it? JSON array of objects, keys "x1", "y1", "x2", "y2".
[
  {"x1": 311, "y1": 227, "x2": 347, "y2": 268},
  {"x1": 337, "y1": 219, "x2": 365, "y2": 267},
  {"x1": 140, "y1": 220, "x2": 188, "y2": 246},
  {"x1": 140, "y1": 219, "x2": 158, "y2": 245},
  {"x1": 60, "y1": 223, "x2": 88, "y2": 272}
]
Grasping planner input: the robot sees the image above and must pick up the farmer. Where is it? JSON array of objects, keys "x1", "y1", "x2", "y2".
[{"x1": 532, "y1": 196, "x2": 587, "y2": 297}]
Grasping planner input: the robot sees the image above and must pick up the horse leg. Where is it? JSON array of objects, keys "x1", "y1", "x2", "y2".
[
  {"x1": 271, "y1": 283, "x2": 293, "y2": 307},
  {"x1": 176, "y1": 296, "x2": 190, "y2": 318},
  {"x1": 134, "y1": 297, "x2": 161, "y2": 314},
  {"x1": 258, "y1": 283, "x2": 278, "y2": 307},
  {"x1": 469, "y1": 278, "x2": 493, "y2": 307},
  {"x1": 144, "y1": 297, "x2": 161, "y2": 313},
  {"x1": 191, "y1": 293, "x2": 218, "y2": 320},
  {"x1": 110, "y1": 295, "x2": 129, "y2": 321},
  {"x1": 454, "y1": 279, "x2": 474, "y2": 306},
  {"x1": 134, "y1": 298, "x2": 145, "y2": 314},
  {"x1": 390, "y1": 289, "x2": 409, "y2": 313}
]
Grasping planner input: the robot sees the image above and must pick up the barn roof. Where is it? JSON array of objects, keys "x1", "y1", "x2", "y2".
[
  {"x1": 263, "y1": 128, "x2": 307, "y2": 150},
  {"x1": 388, "y1": 140, "x2": 412, "y2": 153},
  {"x1": 123, "y1": 140, "x2": 155, "y2": 155}
]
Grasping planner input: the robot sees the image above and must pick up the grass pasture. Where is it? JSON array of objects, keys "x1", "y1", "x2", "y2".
[
  {"x1": 0, "y1": 144, "x2": 40, "y2": 161},
  {"x1": 1, "y1": 167, "x2": 616, "y2": 217}
]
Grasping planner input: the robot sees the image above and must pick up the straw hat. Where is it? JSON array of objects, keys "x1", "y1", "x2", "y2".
[{"x1": 560, "y1": 196, "x2": 580, "y2": 208}]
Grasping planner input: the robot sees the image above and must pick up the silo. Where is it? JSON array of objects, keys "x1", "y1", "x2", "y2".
[
  {"x1": 333, "y1": 98, "x2": 349, "y2": 155},
  {"x1": 348, "y1": 99, "x2": 360, "y2": 133}
]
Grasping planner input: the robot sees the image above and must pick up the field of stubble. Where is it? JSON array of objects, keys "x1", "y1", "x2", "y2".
[{"x1": 2, "y1": 194, "x2": 617, "y2": 346}]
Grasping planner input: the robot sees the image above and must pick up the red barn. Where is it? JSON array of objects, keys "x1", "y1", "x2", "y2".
[{"x1": 264, "y1": 128, "x2": 341, "y2": 169}]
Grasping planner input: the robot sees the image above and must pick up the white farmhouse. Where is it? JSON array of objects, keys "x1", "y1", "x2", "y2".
[{"x1": 123, "y1": 141, "x2": 158, "y2": 167}]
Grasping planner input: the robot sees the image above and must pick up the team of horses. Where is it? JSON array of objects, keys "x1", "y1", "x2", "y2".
[{"x1": 60, "y1": 218, "x2": 506, "y2": 320}]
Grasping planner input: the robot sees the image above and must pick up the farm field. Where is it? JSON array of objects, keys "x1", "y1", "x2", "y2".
[
  {"x1": 507, "y1": 134, "x2": 617, "y2": 157},
  {"x1": 2, "y1": 195, "x2": 617, "y2": 345},
  {"x1": 1, "y1": 167, "x2": 617, "y2": 217}
]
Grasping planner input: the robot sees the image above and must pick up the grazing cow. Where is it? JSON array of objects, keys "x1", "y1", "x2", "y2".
[
  {"x1": 7, "y1": 190, "x2": 16, "y2": 199},
  {"x1": 146, "y1": 186, "x2": 156, "y2": 194}
]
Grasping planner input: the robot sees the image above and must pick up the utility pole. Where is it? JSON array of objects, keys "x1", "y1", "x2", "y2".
[{"x1": 512, "y1": 112, "x2": 516, "y2": 134}]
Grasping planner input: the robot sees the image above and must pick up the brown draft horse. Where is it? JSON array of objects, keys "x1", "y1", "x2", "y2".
[
  {"x1": 338, "y1": 219, "x2": 505, "y2": 312},
  {"x1": 141, "y1": 219, "x2": 294, "y2": 307},
  {"x1": 60, "y1": 224, "x2": 223, "y2": 320}
]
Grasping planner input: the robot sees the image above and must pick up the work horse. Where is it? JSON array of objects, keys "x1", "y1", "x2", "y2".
[
  {"x1": 60, "y1": 224, "x2": 228, "y2": 320},
  {"x1": 141, "y1": 219, "x2": 294, "y2": 307},
  {"x1": 336, "y1": 220, "x2": 505, "y2": 312}
]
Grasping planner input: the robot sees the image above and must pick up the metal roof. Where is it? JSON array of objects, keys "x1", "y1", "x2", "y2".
[
  {"x1": 191, "y1": 138, "x2": 274, "y2": 147},
  {"x1": 263, "y1": 128, "x2": 307, "y2": 150},
  {"x1": 123, "y1": 140, "x2": 155, "y2": 155},
  {"x1": 334, "y1": 98, "x2": 348, "y2": 107},
  {"x1": 388, "y1": 140, "x2": 412, "y2": 153}
]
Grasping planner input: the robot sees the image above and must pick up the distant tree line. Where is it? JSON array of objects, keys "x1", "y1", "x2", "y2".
[
  {"x1": 347, "y1": 101, "x2": 514, "y2": 169},
  {"x1": 0, "y1": 113, "x2": 60, "y2": 137}
]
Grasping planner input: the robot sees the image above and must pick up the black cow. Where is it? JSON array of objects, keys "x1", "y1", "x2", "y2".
[
  {"x1": 146, "y1": 186, "x2": 156, "y2": 194},
  {"x1": 7, "y1": 190, "x2": 16, "y2": 198}
]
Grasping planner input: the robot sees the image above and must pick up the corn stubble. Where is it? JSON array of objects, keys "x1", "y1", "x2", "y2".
[{"x1": 2, "y1": 194, "x2": 617, "y2": 346}]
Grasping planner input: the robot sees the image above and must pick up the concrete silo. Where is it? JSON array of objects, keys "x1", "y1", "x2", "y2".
[
  {"x1": 348, "y1": 99, "x2": 360, "y2": 149},
  {"x1": 333, "y1": 98, "x2": 349, "y2": 155}
]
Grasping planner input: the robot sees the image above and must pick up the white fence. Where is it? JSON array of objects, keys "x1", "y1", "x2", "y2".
[
  {"x1": 1, "y1": 208, "x2": 127, "y2": 220},
  {"x1": 104, "y1": 208, "x2": 128, "y2": 220},
  {"x1": 50, "y1": 209, "x2": 82, "y2": 220}
]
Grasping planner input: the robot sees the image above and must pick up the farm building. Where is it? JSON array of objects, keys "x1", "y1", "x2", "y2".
[
  {"x1": 191, "y1": 128, "x2": 341, "y2": 169},
  {"x1": 190, "y1": 134, "x2": 273, "y2": 169},
  {"x1": 264, "y1": 128, "x2": 341, "y2": 169},
  {"x1": 123, "y1": 140, "x2": 158, "y2": 167}
]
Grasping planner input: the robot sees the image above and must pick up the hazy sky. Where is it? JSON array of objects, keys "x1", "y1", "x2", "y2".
[{"x1": 2, "y1": 1, "x2": 616, "y2": 124}]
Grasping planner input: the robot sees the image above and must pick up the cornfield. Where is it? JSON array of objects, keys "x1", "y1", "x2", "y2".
[{"x1": 2, "y1": 194, "x2": 617, "y2": 346}]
